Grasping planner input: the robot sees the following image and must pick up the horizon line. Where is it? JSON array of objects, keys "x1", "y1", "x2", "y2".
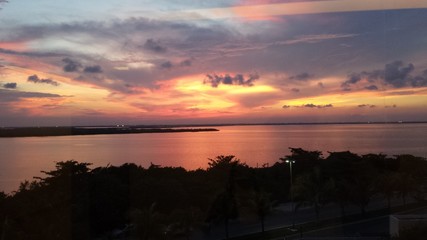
[{"x1": 2, "y1": 120, "x2": 427, "y2": 129}]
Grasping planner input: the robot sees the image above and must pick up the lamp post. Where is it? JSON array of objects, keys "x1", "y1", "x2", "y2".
[{"x1": 285, "y1": 159, "x2": 296, "y2": 228}]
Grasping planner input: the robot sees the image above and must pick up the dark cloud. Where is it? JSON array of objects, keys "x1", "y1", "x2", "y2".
[
  {"x1": 158, "y1": 59, "x2": 192, "y2": 69},
  {"x1": 179, "y1": 59, "x2": 192, "y2": 67},
  {"x1": 298, "y1": 103, "x2": 333, "y2": 109},
  {"x1": 144, "y1": 39, "x2": 167, "y2": 53},
  {"x1": 411, "y1": 69, "x2": 427, "y2": 87},
  {"x1": 317, "y1": 82, "x2": 324, "y2": 88},
  {"x1": 364, "y1": 85, "x2": 378, "y2": 91},
  {"x1": 3, "y1": 82, "x2": 17, "y2": 89},
  {"x1": 358, "y1": 104, "x2": 376, "y2": 108},
  {"x1": 3, "y1": 10, "x2": 427, "y2": 98},
  {"x1": 384, "y1": 61, "x2": 414, "y2": 88},
  {"x1": 385, "y1": 104, "x2": 397, "y2": 108},
  {"x1": 62, "y1": 58, "x2": 82, "y2": 72},
  {"x1": 204, "y1": 73, "x2": 259, "y2": 88},
  {"x1": 288, "y1": 72, "x2": 313, "y2": 81},
  {"x1": 282, "y1": 105, "x2": 291, "y2": 109},
  {"x1": 27, "y1": 75, "x2": 60, "y2": 86},
  {"x1": 290, "y1": 88, "x2": 300, "y2": 93},
  {"x1": 341, "y1": 70, "x2": 382, "y2": 89},
  {"x1": 84, "y1": 65, "x2": 103, "y2": 73},
  {"x1": 342, "y1": 61, "x2": 427, "y2": 91},
  {"x1": 160, "y1": 61, "x2": 173, "y2": 69},
  {"x1": 345, "y1": 73, "x2": 363, "y2": 85}
]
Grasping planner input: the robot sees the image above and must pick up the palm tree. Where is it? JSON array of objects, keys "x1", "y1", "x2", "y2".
[
  {"x1": 376, "y1": 172, "x2": 399, "y2": 210},
  {"x1": 349, "y1": 167, "x2": 376, "y2": 216},
  {"x1": 293, "y1": 167, "x2": 333, "y2": 223},
  {"x1": 206, "y1": 191, "x2": 238, "y2": 239},
  {"x1": 329, "y1": 178, "x2": 352, "y2": 219},
  {"x1": 130, "y1": 203, "x2": 163, "y2": 240},
  {"x1": 248, "y1": 190, "x2": 275, "y2": 233},
  {"x1": 206, "y1": 155, "x2": 244, "y2": 239},
  {"x1": 395, "y1": 173, "x2": 416, "y2": 205}
]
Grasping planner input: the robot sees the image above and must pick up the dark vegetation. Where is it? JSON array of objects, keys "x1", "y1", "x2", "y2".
[
  {"x1": 0, "y1": 127, "x2": 219, "y2": 137},
  {"x1": 0, "y1": 148, "x2": 427, "y2": 239}
]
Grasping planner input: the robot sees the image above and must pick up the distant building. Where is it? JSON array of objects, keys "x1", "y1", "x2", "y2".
[{"x1": 390, "y1": 214, "x2": 427, "y2": 237}]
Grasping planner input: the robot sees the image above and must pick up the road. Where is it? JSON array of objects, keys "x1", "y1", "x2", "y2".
[{"x1": 193, "y1": 197, "x2": 424, "y2": 240}]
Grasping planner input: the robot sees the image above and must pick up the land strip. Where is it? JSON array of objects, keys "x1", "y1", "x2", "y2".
[{"x1": 0, "y1": 126, "x2": 219, "y2": 137}]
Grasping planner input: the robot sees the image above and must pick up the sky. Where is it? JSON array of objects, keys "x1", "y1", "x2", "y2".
[{"x1": 1, "y1": 0, "x2": 427, "y2": 126}]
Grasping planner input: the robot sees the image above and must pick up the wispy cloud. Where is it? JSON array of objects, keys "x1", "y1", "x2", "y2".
[
  {"x1": 280, "y1": 34, "x2": 358, "y2": 45},
  {"x1": 0, "y1": 89, "x2": 63, "y2": 102}
]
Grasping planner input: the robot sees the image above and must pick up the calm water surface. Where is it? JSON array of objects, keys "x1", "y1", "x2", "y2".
[{"x1": 1, "y1": 123, "x2": 427, "y2": 192}]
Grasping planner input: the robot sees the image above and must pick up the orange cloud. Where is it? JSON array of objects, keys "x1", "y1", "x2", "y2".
[
  {"x1": 176, "y1": 0, "x2": 427, "y2": 21},
  {"x1": 0, "y1": 41, "x2": 27, "y2": 51}
]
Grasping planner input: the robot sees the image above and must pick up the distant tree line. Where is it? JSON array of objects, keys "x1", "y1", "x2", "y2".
[{"x1": 0, "y1": 148, "x2": 426, "y2": 239}]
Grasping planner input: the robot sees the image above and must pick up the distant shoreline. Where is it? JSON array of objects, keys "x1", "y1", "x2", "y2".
[
  {"x1": 2, "y1": 120, "x2": 426, "y2": 129},
  {"x1": 1, "y1": 121, "x2": 426, "y2": 137},
  {"x1": 164, "y1": 121, "x2": 427, "y2": 128},
  {"x1": 0, "y1": 127, "x2": 219, "y2": 138}
]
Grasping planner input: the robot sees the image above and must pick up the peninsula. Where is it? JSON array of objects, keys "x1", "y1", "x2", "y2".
[{"x1": 0, "y1": 126, "x2": 219, "y2": 138}]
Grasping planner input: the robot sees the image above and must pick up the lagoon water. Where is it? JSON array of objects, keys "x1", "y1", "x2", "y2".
[{"x1": 1, "y1": 123, "x2": 427, "y2": 192}]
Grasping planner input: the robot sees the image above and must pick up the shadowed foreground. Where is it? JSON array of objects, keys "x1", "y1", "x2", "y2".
[{"x1": 1, "y1": 149, "x2": 427, "y2": 239}]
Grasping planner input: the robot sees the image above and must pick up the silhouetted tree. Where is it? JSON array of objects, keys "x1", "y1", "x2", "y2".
[
  {"x1": 206, "y1": 191, "x2": 238, "y2": 239},
  {"x1": 329, "y1": 178, "x2": 352, "y2": 218},
  {"x1": 206, "y1": 155, "x2": 243, "y2": 239},
  {"x1": 168, "y1": 207, "x2": 202, "y2": 240},
  {"x1": 248, "y1": 190, "x2": 275, "y2": 233},
  {"x1": 394, "y1": 173, "x2": 417, "y2": 205},
  {"x1": 130, "y1": 203, "x2": 164, "y2": 240},
  {"x1": 0, "y1": 191, "x2": 7, "y2": 239},
  {"x1": 376, "y1": 172, "x2": 399, "y2": 210},
  {"x1": 207, "y1": 155, "x2": 246, "y2": 172},
  {"x1": 349, "y1": 161, "x2": 377, "y2": 216},
  {"x1": 2, "y1": 151, "x2": 427, "y2": 240},
  {"x1": 293, "y1": 167, "x2": 333, "y2": 222},
  {"x1": 280, "y1": 148, "x2": 322, "y2": 174}
]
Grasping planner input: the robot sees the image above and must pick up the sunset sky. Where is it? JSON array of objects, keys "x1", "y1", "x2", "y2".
[{"x1": 1, "y1": 0, "x2": 427, "y2": 126}]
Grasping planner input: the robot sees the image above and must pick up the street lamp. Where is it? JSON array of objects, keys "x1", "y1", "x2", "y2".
[{"x1": 285, "y1": 159, "x2": 296, "y2": 228}]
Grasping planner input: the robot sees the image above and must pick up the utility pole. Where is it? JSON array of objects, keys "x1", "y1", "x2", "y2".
[{"x1": 285, "y1": 159, "x2": 296, "y2": 228}]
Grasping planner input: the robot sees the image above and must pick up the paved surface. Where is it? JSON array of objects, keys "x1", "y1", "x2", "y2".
[{"x1": 193, "y1": 197, "x2": 423, "y2": 240}]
